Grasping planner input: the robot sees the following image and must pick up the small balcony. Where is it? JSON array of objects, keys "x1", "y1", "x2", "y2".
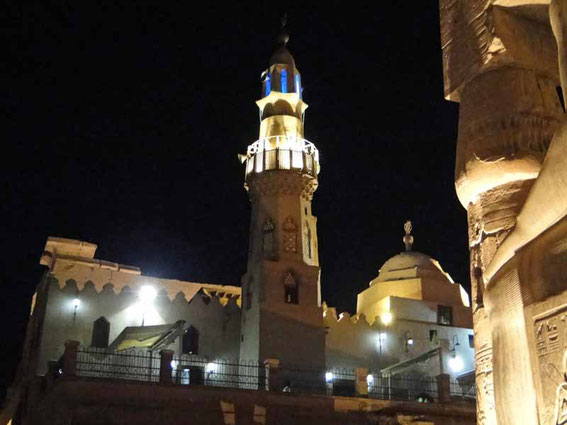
[{"x1": 243, "y1": 136, "x2": 320, "y2": 179}]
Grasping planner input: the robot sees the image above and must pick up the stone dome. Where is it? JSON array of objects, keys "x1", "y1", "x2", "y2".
[
  {"x1": 269, "y1": 46, "x2": 296, "y2": 67},
  {"x1": 374, "y1": 251, "x2": 454, "y2": 284}
]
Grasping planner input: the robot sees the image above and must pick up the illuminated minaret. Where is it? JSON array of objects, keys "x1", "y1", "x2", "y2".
[{"x1": 239, "y1": 22, "x2": 325, "y2": 369}]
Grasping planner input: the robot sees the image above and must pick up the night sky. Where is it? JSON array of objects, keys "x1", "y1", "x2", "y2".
[{"x1": 1, "y1": 1, "x2": 466, "y2": 399}]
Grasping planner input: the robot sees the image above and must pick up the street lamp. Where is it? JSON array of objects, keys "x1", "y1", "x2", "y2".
[{"x1": 71, "y1": 298, "x2": 81, "y2": 319}]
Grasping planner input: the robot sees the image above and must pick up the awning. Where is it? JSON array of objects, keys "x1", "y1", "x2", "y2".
[{"x1": 108, "y1": 320, "x2": 185, "y2": 352}]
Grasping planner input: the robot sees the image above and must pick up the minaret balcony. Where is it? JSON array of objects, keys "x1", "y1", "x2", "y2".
[{"x1": 243, "y1": 136, "x2": 320, "y2": 178}]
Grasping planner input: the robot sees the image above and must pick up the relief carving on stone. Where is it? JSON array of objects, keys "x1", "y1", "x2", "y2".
[
  {"x1": 247, "y1": 172, "x2": 318, "y2": 202},
  {"x1": 475, "y1": 343, "x2": 496, "y2": 425},
  {"x1": 533, "y1": 305, "x2": 567, "y2": 424},
  {"x1": 283, "y1": 217, "x2": 297, "y2": 254}
]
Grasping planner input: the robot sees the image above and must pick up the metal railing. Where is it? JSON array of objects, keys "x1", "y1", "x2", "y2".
[
  {"x1": 76, "y1": 347, "x2": 160, "y2": 382},
  {"x1": 244, "y1": 136, "x2": 320, "y2": 178},
  {"x1": 450, "y1": 379, "x2": 477, "y2": 400},
  {"x1": 170, "y1": 356, "x2": 262, "y2": 389},
  {"x1": 68, "y1": 347, "x2": 475, "y2": 403},
  {"x1": 368, "y1": 374, "x2": 438, "y2": 402}
]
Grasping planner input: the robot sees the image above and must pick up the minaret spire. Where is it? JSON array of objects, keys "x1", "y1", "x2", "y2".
[
  {"x1": 277, "y1": 13, "x2": 289, "y2": 46},
  {"x1": 403, "y1": 220, "x2": 414, "y2": 251}
]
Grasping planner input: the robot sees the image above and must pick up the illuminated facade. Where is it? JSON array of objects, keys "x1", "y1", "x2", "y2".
[
  {"x1": 324, "y1": 222, "x2": 474, "y2": 380},
  {"x1": 239, "y1": 28, "x2": 325, "y2": 369},
  {"x1": 1, "y1": 26, "x2": 477, "y2": 425},
  {"x1": 438, "y1": 1, "x2": 567, "y2": 424}
]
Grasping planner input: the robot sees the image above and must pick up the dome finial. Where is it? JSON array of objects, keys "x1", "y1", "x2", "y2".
[
  {"x1": 403, "y1": 220, "x2": 414, "y2": 251},
  {"x1": 277, "y1": 13, "x2": 290, "y2": 46}
]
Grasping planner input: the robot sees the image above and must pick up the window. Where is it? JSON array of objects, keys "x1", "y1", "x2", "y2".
[
  {"x1": 295, "y1": 74, "x2": 301, "y2": 96},
  {"x1": 284, "y1": 271, "x2": 298, "y2": 304},
  {"x1": 265, "y1": 75, "x2": 271, "y2": 97},
  {"x1": 305, "y1": 223, "x2": 312, "y2": 259},
  {"x1": 177, "y1": 366, "x2": 204, "y2": 385},
  {"x1": 429, "y1": 329, "x2": 438, "y2": 343},
  {"x1": 280, "y1": 69, "x2": 288, "y2": 93},
  {"x1": 262, "y1": 71, "x2": 271, "y2": 97},
  {"x1": 262, "y1": 218, "x2": 275, "y2": 257},
  {"x1": 91, "y1": 317, "x2": 110, "y2": 348},
  {"x1": 437, "y1": 305, "x2": 453, "y2": 326},
  {"x1": 182, "y1": 326, "x2": 199, "y2": 355},
  {"x1": 468, "y1": 334, "x2": 474, "y2": 348}
]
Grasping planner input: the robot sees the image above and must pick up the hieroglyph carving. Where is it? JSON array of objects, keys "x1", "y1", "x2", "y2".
[
  {"x1": 475, "y1": 341, "x2": 496, "y2": 425},
  {"x1": 534, "y1": 305, "x2": 567, "y2": 424}
]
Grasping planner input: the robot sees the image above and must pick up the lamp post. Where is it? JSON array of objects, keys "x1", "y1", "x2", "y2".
[{"x1": 71, "y1": 298, "x2": 81, "y2": 320}]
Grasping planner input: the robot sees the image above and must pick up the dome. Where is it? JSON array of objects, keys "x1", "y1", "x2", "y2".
[
  {"x1": 374, "y1": 251, "x2": 454, "y2": 284},
  {"x1": 269, "y1": 46, "x2": 296, "y2": 67}
]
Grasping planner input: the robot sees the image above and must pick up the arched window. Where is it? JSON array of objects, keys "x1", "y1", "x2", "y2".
[
  {"x1": 295, "y1": 74, "x2": 301, "y2": 97},
  {"x1": 182, "y1": 326, "x2": 199, "y2": 355},
  {"x1": 263, "y1": 218, "x2": 275, "y2": 257},
  {"x1": 283, "y1": 217, "x2": 297, "y2": 254},
  {"x1": 91, "y1": 317, "x2": 110, "y2": 348},
  {"x1": 280, "y1": 69, "x2": 288, "y2": 93},
  {"x1": 306, "y1": 224, "x2": 312, "y2": 259},
  {"x1": 284, "y1": 271, "x2": 298, "y2": 304},
  {"x1": 262, "y1": 71, "x2": 271, "y2": 97}
]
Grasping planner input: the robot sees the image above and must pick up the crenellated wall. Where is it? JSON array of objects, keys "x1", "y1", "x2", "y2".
[
  {"x1": 323, "y1": 304, "x2": 475, "y2": 378},
  {"x1": 34, "y1": 260, "x2": 242, "y2": 376}
]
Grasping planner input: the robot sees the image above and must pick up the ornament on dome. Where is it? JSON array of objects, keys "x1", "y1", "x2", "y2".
[{"x1": 403, "y1": 220, "x2": 414, "y2": 251}]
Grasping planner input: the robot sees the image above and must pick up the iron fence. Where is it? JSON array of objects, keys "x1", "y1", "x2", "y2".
[
  {"x1": 170, "y1": 356, "x2": 263, "y2": 389},
  {"x1": 450, "y1": 379, "x2": 477, "y2": 400},
  {"x1": 76, "y1": 347, "x2": 160, "y2": 382},
  {"x1": 71, "y1": 347, "x2": 475, "y2": 403},
  {"x1": 368, "y1": 374, "x2": 438, "y2": 402}
]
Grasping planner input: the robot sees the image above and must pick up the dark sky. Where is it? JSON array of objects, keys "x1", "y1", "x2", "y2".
[{"x1": 1, "y1": 1, "x2": 466, "y2": 398}]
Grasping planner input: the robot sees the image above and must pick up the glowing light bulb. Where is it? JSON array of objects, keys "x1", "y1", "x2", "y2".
[
  {"x1": 366, "y1": 374, "x2": 374, "y2": 385},
  {"x1": 325, "y1": 372, "x2": 334, "y2": 383},
  {"x1": 407, "y1": 338, "x2": 414, "y2": 346},
  {"x1": 449, "y1": 355, "x2": 464, "y2": 373},
  {"x1": 139, "y1": 286, "x2": 157, "y2": 305},
  {"x1": 206, "y1": 362, "x2": 217, "y2": 374},
  {"x1": 381, "y1": 312, "x2": 393, "y2": 325},
  {"x1": 72, "y1": 298, "x2": 81, "y2": 309}
]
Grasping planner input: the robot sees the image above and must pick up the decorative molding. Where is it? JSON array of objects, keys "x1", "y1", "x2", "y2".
[
  {"x1": 246, "y1": 172, "x2": 318, "y2": 202},
  {"x1": 50, "y1": 260, "x2": 241, "y2": 307},
  {"x1": 283, "y1": 217, "x2": 298, "y2": 254}
]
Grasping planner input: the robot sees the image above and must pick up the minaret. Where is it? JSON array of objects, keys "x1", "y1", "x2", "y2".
[{"x1": 239, "y1": 22, "x2": 325, "y2": 369}]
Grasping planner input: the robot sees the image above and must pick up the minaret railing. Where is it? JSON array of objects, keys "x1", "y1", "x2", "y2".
[{"x1": 244, "y1": 136, "x2": 319, "y2": 178}]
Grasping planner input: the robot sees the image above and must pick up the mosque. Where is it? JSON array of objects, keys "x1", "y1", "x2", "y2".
[{"x1": 1, "y1": 27, "x2": 476, "y2": 425}]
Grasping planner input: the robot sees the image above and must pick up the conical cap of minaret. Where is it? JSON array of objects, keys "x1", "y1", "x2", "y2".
[{"x1": 256, "y1": 29, "x2": 308, "y2": 140}]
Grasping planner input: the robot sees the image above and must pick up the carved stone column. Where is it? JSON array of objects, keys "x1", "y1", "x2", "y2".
[{"x1": 460, "y1": 66, "x2": 561, "y2": 425}]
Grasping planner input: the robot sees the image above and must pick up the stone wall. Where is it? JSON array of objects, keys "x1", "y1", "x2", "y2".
[
  {"x1": 35, "y1": 272, "x2": 241, "y2": 376},
  {"x1": 26, "y1": 378, "x2": 476, "y2": 425},
  {"x1": 324, "y1": 307, "x2": 474, "y2": 376}
]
